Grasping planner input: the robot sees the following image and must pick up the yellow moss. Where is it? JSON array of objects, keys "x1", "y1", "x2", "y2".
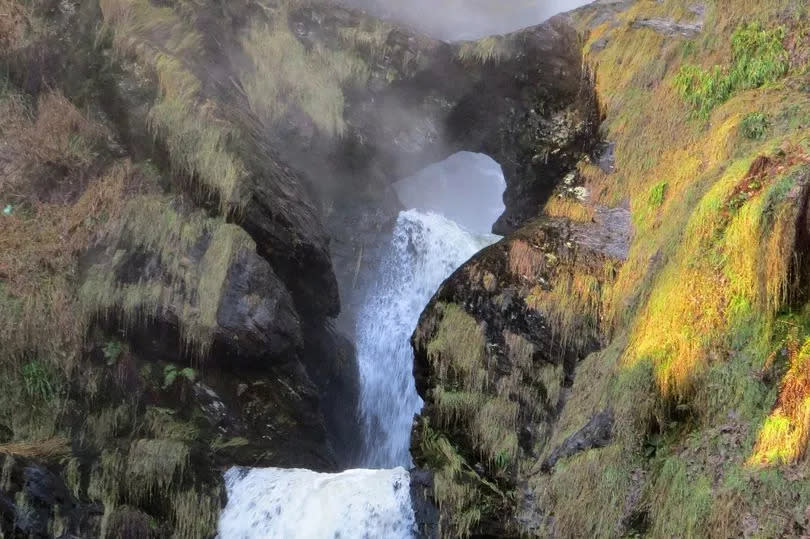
[
  {"x1": 750, "y1": 338, "x2": 810, "y2": 465},
  {"x1": 126, "y1": 439, "x2": 189, "y2": 502},
  {"x1": 172, "y1": 487, "x2": 220, "y2": 539},
  {"x1": 79, "y1": 196, "x2": 255, "y2": 357},
  {"x1": 456, "y1": 36, "x2": 511, "y2": 64},
  {"x1": 239, "y1": 13, "x2": 368, "y2": 137},
  {"x1": 543, "y1": 196, "x2": 596, "y2": 222}
]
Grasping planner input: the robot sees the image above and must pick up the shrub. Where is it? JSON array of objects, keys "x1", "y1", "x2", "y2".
[
  {"x1": 22, "y1": 361, "x2": 56, "y2": 400},
  {"x1": 740, "y1": 112, "x2": 769, "y2": 139},
  {"x1": 163, "y1": 364, "x2": 197, "y2": 390},
  {"x1": 648, "y1": 181, "x2": 668, "y2": 207},
  {"x1": 675, "y1": 22, "x2": 789, "y2": 117},
  {"x1": 103, "y1": 340, "x2": 125, "y2": 365}
]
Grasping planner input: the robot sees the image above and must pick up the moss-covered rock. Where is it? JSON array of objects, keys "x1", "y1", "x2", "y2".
[{"x1": 411, "y1": 209, "x2": 629, "y2": 536}]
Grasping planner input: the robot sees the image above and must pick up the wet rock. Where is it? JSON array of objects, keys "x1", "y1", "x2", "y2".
[
  {"x1": 409, "y1": 468, "x2": 439, "y2": 539},
  {"x1": 632, "y1": 17, "x2": 703, "y2": 37},
  {"x1": 411, "y1": 212, "x2": 628, "y2": 536},
  {"x1": 541, "y1": 409, "x2": 614, "y2": 471}
]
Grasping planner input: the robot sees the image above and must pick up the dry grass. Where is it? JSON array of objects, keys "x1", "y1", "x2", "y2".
[
  {"x1": 0, "y1": 88, "x2": 131, "y2": 374},
  {"x1": 543, "y1": 196, "x2": 596, "y2": 222},
  {"x1": 0, "y1": 90, "x2": 110, "y2": 204},
  {"x1": 0, "y1": 0, "x2": 26, "y2": 53},
  {"x1": 0, "y1": 437, "x2": 70, "y2": 458}
]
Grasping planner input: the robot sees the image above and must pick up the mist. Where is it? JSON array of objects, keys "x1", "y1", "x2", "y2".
[{"x1": 338, "y1": 0, "x2": 595, "y2": 41}]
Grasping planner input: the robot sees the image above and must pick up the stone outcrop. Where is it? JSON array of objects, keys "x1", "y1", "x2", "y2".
[{"x1": 411, "y1": 207, "x2": 630, "y2": 536}]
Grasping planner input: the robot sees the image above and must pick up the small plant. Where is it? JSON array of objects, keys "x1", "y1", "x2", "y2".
[
  {"x1": 740, "y1": 112, "x2": 769, "y2": 139},
  {"x1": 494, "y1": 449, "x2": 511, "y2": 470},
  {"x1": 648, "y1": 181, "x2": 668, "y2": 207},
  {"x1": 163, "y1": 364, "x2": 197, "y2": 390},
  {"x1": 675, "y1": 22, "x2": 789, "y2": 117},
  {"x1": 21, "y1": 361, "x2": 55, "y2": 400},
  {"x1": 103, "y1": 339, "x2": 124, "y2": 365}
]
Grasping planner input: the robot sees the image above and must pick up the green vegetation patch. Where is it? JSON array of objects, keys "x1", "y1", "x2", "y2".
[
  {"x1": 675, "y1": 22, "x2": 789, "y2": 117},
  {"x1": 740, "y1": 111, "x2": 769, "y2": 139}
]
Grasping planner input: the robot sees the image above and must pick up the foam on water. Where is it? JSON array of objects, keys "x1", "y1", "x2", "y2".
[{"x1": 219, "y1": 467, "x2": 415, "y2": 539}]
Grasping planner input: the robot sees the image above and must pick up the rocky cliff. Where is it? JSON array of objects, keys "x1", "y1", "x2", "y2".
[
  {"x1": 0, "y1": 0, "x2": 601, "y2": 535},
  {"x1": 411, "y1": 0, "x2": 810, "y2": 537}
]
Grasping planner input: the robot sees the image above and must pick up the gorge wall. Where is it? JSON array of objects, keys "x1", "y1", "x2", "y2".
[
  {"x1": 410, "y1": 0, "x2": 810, "y2": 537},
  {"x1": 3, "y1": 0, "x2": 810, "y2": 537},
  {"x1": 0, "y1": 0, "x2": 599, "y2": 535}
]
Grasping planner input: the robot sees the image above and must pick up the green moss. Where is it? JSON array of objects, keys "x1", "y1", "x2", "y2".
[
  {"x1": 148, "y1": 98, "x2": 248, "y2": 211},
  {"x1": 648, "y1": 181, "x2": 669, "y2": 207},
  {"x1": 675, "y1": 22, "x2": 789, "y2": 117},
  {"x1": 239, "y1": 14, "x2": 368, "y2": 137},
  {"x1": 647, "y1": 456, "x2": 713, "y2": 538},
  {"x1": 417, "y1": 421, "x2": 505, "y2": 538},
  {"x1": 79, "y1": 196, "x2": 255, "y2": 357},
  {"x1": 143, "y1": 407, "x2": 199, "y2": 442},
  {"x1": 740, "y1": 111, "x2": 769, "y2": 139},
  {"x1": 427, "y1": 303, "x2": 487, "y2": 393}
]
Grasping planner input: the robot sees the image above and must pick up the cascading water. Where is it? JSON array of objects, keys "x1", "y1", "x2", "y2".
[
  {"x1": 218, "y1": 153, "x2": 504, "y2": 538},
  {"x1": 356, "y1": 210, "x2": 501, "y2": 467}
]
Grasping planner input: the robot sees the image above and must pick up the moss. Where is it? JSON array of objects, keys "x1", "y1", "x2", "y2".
[
  {"x1": 88, "y1": 449, "x2": 125, "y2": 506},
  {"x1": 147, "y1": 98, "x2": 248, "y2": 210},
  {"x1": 239, "y1": 13, "x2": 368, "y2": 137},
  {"x1": 416, "y1": 421, "x2": 505, "y2": 538},
  {"x1": 427, "y1": 303, "x2": 488, "y2": 393},
  {"x1": 647, "y1": 456, "x2": 713, "y2": 538},
  {"x1": 456, "y1": 36, "x2": 511, "y2": 64},
  {"x1": 79, "y1": 196, "x2": 255, "y2": 357},
  {"x1": 171, "y1": 487, "x2": 220, "y2": 539},
  {"x1": 126, "y1": 439, "x2": 189, "y2": 502},
  {"x1": 142, "y1": 407, "x2": 199, "y2": 442},
  {"x1": 675, "y1": 22, "x2": 790, "y2": 117}
]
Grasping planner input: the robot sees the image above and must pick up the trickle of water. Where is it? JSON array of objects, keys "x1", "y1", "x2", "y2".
[
  {"x1": 219, "y1": 467, "x2": 415, "y2": 539},
  {"x1": 356, "y1": 210, "x2": 501, "y2": 467}
]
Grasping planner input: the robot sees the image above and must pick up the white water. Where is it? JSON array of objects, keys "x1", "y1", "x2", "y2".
[
  {"x1": 218, "y1": 154, "x2": 504, "y2": 539},
  {"x1": 219, "y1": 467, "x2": 415, "y2": 539},
  {"x1": 357, "y1": 210, "x2": 500, "y2": 467}
]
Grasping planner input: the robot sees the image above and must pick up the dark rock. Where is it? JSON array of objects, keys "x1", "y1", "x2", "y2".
[
  {"x1": 214, "y1": 248, "x2": 303, "y2": 364},
  {"x1": 541, "y1": 409, "x2": 614, "y2": 471},
  {"x1": 409, "y1": 468, "x2": 439, "y2": 539}
]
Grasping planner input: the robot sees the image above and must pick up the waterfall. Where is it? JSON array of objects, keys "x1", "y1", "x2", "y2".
[
  {"x1": 218, "y1": 153, "x2": 504, "y2": 539},
  {"x1": 357, "y1": 210, "x2": 501, "y2": 467}
]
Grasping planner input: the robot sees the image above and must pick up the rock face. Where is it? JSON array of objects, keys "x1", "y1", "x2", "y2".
[
  {"x1": 284, "y1": 5, "x2": 600, "y2": 235},
  {"x1": 411, "y1": 208, "x2": 630, "y2": 536},
  {"x1": 0, "y1": 0, "x2": 600, "y2": 536}
]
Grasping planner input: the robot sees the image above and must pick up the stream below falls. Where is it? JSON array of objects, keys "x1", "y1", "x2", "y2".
[{"x1": 218, "y1": 153, "x2": 504, "y2": 538}]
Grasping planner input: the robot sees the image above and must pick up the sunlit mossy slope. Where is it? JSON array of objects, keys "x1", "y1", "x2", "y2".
[
  {"x1": 540, "y1": 1, "x2": 810, "y2": 536},
  {"x1": 411, "y1": 1, "x2": 810, "y2": 537}
]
